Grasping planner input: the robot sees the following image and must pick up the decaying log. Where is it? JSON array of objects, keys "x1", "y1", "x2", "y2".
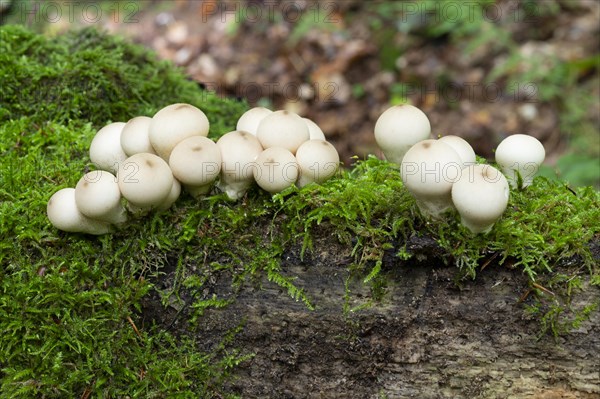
[{"x1": 143, "y1": 237, "x2": 600, "y2": 399}]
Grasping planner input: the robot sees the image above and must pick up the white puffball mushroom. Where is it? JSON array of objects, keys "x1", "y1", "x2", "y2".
[
  {"x1": 89, "y1": 122, "x2": 127, "y2": 173},
  {"x1": 236, "y1": 107, "x2": 273, "y2": 136},
  {"x1": 157, "y1": 179, "x2": 181, "y2": 212},
  {"x1": 169, "y1": 136, "x2": 221, "y2": 198},
  {"x1": 149, "y1": 103, "x2": 210, "y2": 161},
  {"x1": 374, "y1": 104, "x2": 431, "y2": 164},
  {"x1": 495, "y1": 134, "x2": 546, "y2": 189},
  {"x1": 401, "y1": 139, "x2": 463, "y2": 219},
  {"x1": 47, "y1": 188, "x2": 112, "y2": 235},
  {"x1": 295, "y1": 140, "x2": 339, "y2": 188},
  {"x1": 303, "y1": 117, "x2": 326, "y2": 141},
  {"x1": 216, "y1": 130, "x2": 263, "y2": 200},
  {"x1": 438, "y1": 135, "x2": 476, "y2": 167},
  {"x1": 117, "y1": 153, "x2": 174, "y2": 213},
  {"x1": 120, "y1": 116, "x2": 156, "y2": 156},
  {"x1": 74, "y1": 170, "x2": 127, "y2": 225},
  {"x1": 253, "y1": 147, "x2": 299, "y2": 194},
  {"x1": 451, "y1": 164, "x2": 510, "y2": 234},
  {"x1": 256, "y1": 110, "x2": 310, "y2": 154}
]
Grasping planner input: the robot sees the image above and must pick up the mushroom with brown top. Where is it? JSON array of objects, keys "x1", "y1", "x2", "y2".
[
  {"x1": 451, "y1": 164, "x2": 510, "y2": 233},
  {"x1": 216, "y1": 130, "x2": 263, "y2": 200},
  {"x1": 256, "y1": 110, "x2": 310, "y2": 154},
  {"x1": 149, "y1": 103, "x2": 210, "y2": 161},
  {"x1": 401, "y1": 139, "x2": 462, "y2": 219},
  {"x1": 117, "y1": 152, "x2": 175, "y2": 214},
  {"x1": 253, "y1": 147, "x2": 299, "y2": 193},
  {"x1": 74, "y1": 170, "x2": 127, "y2": 225},
  {"x1": 169, "y1": 136, "x2": 222, "y2": 198},
  {"x1": 47, "y1": 188, "x2": 112, "y2": 234},
  {"x1": 295, "y1": 139, "x2": 339, "y2": 188}
]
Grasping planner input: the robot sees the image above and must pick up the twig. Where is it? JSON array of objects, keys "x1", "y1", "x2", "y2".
[{"x1": 127, "y1": 316, "x2": 143, "y2": 339}]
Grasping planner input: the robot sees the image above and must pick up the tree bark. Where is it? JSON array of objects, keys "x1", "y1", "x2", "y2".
[{"x1": 146, "y1": 239, "x2": 600, "y2": 399}]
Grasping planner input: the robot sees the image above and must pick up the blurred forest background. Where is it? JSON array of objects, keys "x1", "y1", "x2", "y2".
[{"x1": 2, "y1": 0, "x2": 599, "y2": 187}]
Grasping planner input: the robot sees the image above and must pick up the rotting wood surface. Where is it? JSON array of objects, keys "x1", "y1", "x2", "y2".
[{"x1": 143, "y1": 239, "x2": 600, "y2": 399}]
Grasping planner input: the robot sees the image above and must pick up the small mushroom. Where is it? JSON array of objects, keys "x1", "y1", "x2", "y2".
[
  {"x1": 256, "y1": 110, "x2": 310, "y2": 154},
  {"x1": 451, "y1": 164, "x2": 509, "y2": 233},
  {"x1": 120, "y1": 116, "x2": 156, "y2": 156},
  {"x1": 47, "y1": 188, "x2": 112, "y2": 235},
  {"x1": 236, "y1": 107, "x2": 273, "y2": 136},
  {"x1": 169, "y1": 136, "x2": 221, "y2": 198},
  {"x1": 157, "y1": 179, "x2": 181, "y2": 212},
  {"x1": 253, "y1": 147, "x2": 299, "y2": 193},
  {"x1": 216, "y1": 130, "x2": 263, "y2": 200},
  {"x1": 117, "y1": 153, "x2": 174, "y2": 214},
  {"x1": 89, "y1": 122, "x2": 127, "y2": 173},
  {"x1": 438, "y1": 135, "x2": 476, "y2": 167},
  {"x1": 149, "y1": 103, "x2": 210, "y2": 161},
  {"x1": 303, "y1": 117, "x2": 326, "y2": 141},
  {"x1": 495, "y1": 134, "x2": 545, "y2": 188},
  {"x1": 74, "y1": 170, "x2": 127, "y2": 225},
  {"x1": 401, "y1": 139, "x2": 463, "y2": 219},
  {"x1": 374, "y1": 104, "x2": 431, "y2": 164},
  {"x1": 295, "y1": 140, "x2": 339, "y2": 188}
]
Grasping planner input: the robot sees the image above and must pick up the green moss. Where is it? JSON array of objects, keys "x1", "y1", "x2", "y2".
[
  {"x1": 0, "y1": 25, "x2": 248, "y2": 398},
  {"x1": 1, "y1": 25, "x2": 599, "y2": 397},
  {"x1": 0, "y1": 24, "x2": 246, "y2": 137}
]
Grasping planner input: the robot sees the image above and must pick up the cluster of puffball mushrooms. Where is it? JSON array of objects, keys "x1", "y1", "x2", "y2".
[
  {"x1": 47, "y1": 101, "x2": 545, "y2": 236},
  {"x1": 374, "y1": 104, "x2": 546, "y2": 233},
  {"x1": 47, "y1": 104, "x2": 340, "y2": 235}
]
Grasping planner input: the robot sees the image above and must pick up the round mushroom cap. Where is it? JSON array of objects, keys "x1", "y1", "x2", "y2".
[
  {"x1": 295, "y1": 140, "x2": 339, "y2": 187},
  {"x1": 169, "y1": 136, "x2": 221, "y2": 186},
  {"x1": 401, "y1": 139, "x2": 462, "y2": 197},
  {"x1": 256, "y1": 110, "x2": 310, "y2": 154},
  {"x1": 438, "y1": 135, "x2": 476, "y2": 166},
  {"x1": 120, "y1": 116, "x2": 156, "y2": 156},
  {"x1": 253, "y1": 147, "x2": 299, "y2": 193},
  {"x1": 236, "y1": 107, "x2": 273, "y2": 136},
  {"x1": 75, "y1": 170, "x2": 122, "y2": 221},
  {"x1": 451, "y1": 164, "x2": 509, "y2": 233},
  {"x1": 47, "y1": 188, "x2": 111, "y2": 234},
  {"x1": 157, "y1": 179, "x2": 181, "y2": 211},
  {"x1": 149, "y1": 103, "x2": 210, "y2": 161},
  {"x1": 374, "y1": 104, "x2": 431, "y2": 164},
  {"x1": 216, "y1": 130, "x2": 263, "y2": 182},
  {"x1": 118, "y1": 153, "x2": 174, "y2": 208},
  {"x1": 303, "y1": 118, "x2": 326, "y2": 141},
  {"x1": 495, "y1": 134, "x2": 545, "y2": 187},
  {"x1": 89, "y1": 122, "x2": 127, "y2": 173}
]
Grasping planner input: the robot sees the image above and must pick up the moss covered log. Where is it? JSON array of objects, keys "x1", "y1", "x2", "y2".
[{"x1": 0, "y1": 26, "x2": 599, "y2": 398}]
